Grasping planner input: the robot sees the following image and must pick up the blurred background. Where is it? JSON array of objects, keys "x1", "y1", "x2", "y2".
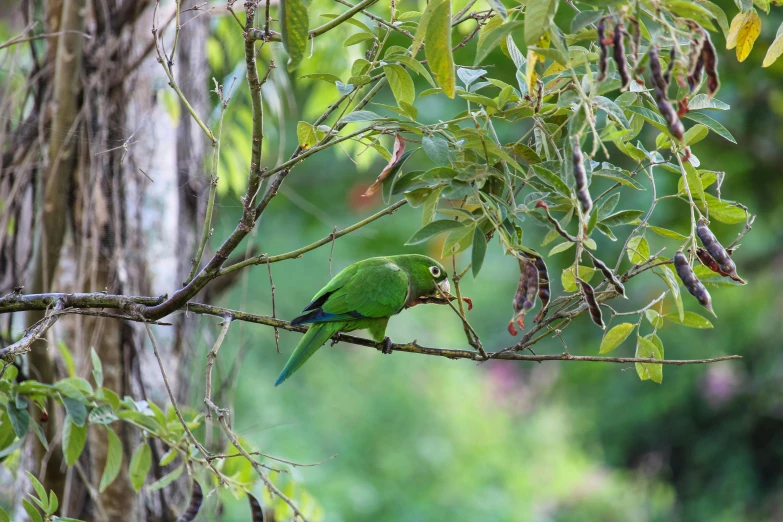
[{"x1": 4, "y1": 0, "x2": 783, "y2": 520}]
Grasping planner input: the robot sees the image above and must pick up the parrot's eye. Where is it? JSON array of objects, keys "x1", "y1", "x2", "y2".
[{"x1": 429, "y1": 266, "x2": 441, "y2": 278}]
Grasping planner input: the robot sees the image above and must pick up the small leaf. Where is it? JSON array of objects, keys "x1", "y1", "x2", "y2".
[
  {"x1": 688, "y1": 94, "x2": 730, "y2": 110},
  {"x1": 734, "y1": 9, "x2": 761, "y2": 62},
  {"x1": 548, "y1": 241, "x2": 575, "y2": 256},
  {"x1": 341, "y1": 110, "x2": 383, "y2": 123},
  {"x1": 406, "y1": 220, "x2": 467, "y2": 245},
  {"x1": 421, "y1": 186, "x2": 443, "y2": 225},
  {"x1": 472, "y1": 227, "x2": 487, "y2": 278},
  {"x1": 99, "y1": 427, "x2": 123, "y2": 493},
  {"x1": 561, "y1": 265, "x2": 597, "y2": 292},
  {"x1": 90, "y1": 347, "x2": 103, "y2": 388},
  {"x1": 299, "y1": 73, "x2": 341, "y2": 84},
  {"x1": 485, "y1": 0, "x2": 507, "y2": 19},
  {"x1": 763, "y1": 22, "x2": 783, "y2": 67},
  {"x1": 425, "y1": 0, "x2": 456, "y2": 98},
  {"x1": 335, "y1": 81, "x2": 354, "y2": 95},
  {"x1": 364, "y1": 135, "x2": 407, "y2": 196},
  {"x1": 129, "y1": 442, "x2": 152, "y2": 492},
  {"x1": 599, "y1": 323, "x2": 635, "y2": 354},
  {"x1": 682, "y1": 112, "x2": 736, "y2": 144},
  {"x1": 88, "y1": 404, "x2": 119, "y2": 425},
  {"x1": 281, "y1": 0, "x2": 309, "y2": 71},
  {"x1": 635, "y1": 336, "x2": 663, "y2": 384},
  {"x1": 474, "y1": 21, "x2": 525, "y2": 65},
  {"x1": 422, "y1": 136, "x2": 450, "y2": 166},
  {"x1": 525, "y1": 0, "x2": 558, "y2": 46},
  {"x1": 148, "y1": 464, "x2": 184, "y2": 491},
  {"x1": 63, "y1": 415, "x2": 87, "y2": 466},
  {"x1": 648, "y1": 226, "x2": 687, "y2": 241},
  {"x1": 62, "y1": 397, "x2": 87, "y2": 427},
  {"x1": 6, "y1": 398, "x2": 29, "y2": 438},
  {"x1": 22, "y1": 499, "x2": 43, "y2": 522},
  {"x1": 600, "y1": 210, "x2": 644, "y2": 227},
  {"x1": 384, "y1": 64, "x2": 416, "y2": 106},
  {"x1": 531, "y1": 165, "x2": 570, "y2": 197},
  {"x1": 571, "y1": 10, "x2": 604, "y2": 33},
  {"x1": 457, "y1": 68, "x2": 487, "y2": 86},
  {"x1": 684, "y1": 124, "x2": 709, "y2": 146},
  {"x1": 626, "y1": 236, "x2": 650, "y2": 264},
  {"x1": 594, "y1": 96, "x2": 630, "y2": 129},
  {"x1": 26, "y1": 471, "x2": 48, "y2": 511},
  {"x1": 704, "y1": 195, "x2": 747, "y2": 224},
  {"x1": 665, "y1": 311, "x2": 714, "y2": 328}
]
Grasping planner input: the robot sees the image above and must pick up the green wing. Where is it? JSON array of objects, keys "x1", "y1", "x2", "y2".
[{"x1": 293, "y1": 258, "x2": 410, "y2": 324}]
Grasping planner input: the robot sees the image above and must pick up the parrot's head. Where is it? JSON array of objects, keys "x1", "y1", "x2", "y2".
[{"x1": 397, "y1": 254, "x2": 450, "y2": 298}]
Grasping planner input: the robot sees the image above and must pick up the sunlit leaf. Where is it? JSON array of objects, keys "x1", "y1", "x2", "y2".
[
  {"x1": 281, "y1": 0, "x2": 309, "y2": 70},
  {"x1": 599, "y1": 323, "x2": 635, "y2": 354},
  {"x1": 425, "y1": 0, "x2": 456, "y2": 98}
]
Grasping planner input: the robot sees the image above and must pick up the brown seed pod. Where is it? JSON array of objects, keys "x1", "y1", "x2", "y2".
[
  {"x1": 696, "y1": 219, "x2": 744, "y2": 283},
  {"x1": 176, "y1": 481, "x2": 203, "y2": 522},
  {"x1": 613, "y1": 20, "x2": 630, "y2": 89},
  {"x1": 663, "y1": 46, "x2": 676, "y2": 87},
  {"x1": 688, "y1": 54, "x2": 704, "y2": 93},
  {"x1": 535, "y1": 200, "x2": 578, "y2": 242},
  {"x1": 577, "y1": 278, "x2": 605, "y2": 329},
  {"x1": 701, "y1": 32, "x2": 719, "y2": 97},
  {"x1": 597, "y1": 18, "x2": 608, "y2": 82},
  {"x1": 590, "y1": 256, "x2": 626, "y2": 298},
  {"x1": 509, "y1": 257, "x2": 539, "y2": 335},
  {"x1": 572, "y1": 138, "x2": 592, "y2": 218},
  {"x1": 248, "y1": 494, "x2": 265, "y2": 522},
  {"x1": 612, "y1": 20, "x2": 629, "y2": 86},
  {"x1": 674, "y1": 250, "x2": 713, "y2": 313},
  {"x1": 533, "y1": 256, "x2": 551, "y2": 322},
  {"x1": 649, "y1": 46, "x2": 684, "y2": 141}
]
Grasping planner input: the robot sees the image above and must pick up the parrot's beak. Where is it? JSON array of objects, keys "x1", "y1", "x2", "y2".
[{"x1": 437, "y1": 279, "x2": 451, "y2": 295}]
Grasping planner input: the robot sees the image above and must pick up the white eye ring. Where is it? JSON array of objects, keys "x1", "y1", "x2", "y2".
[{"x1": 429, "y1": 266, "x2": 441, "y2": 277}]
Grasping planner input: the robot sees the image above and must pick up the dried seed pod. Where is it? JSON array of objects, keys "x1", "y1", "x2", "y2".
[
  {"x1": 535, "y1": 200, "x2": 578, "y2": 242},
  {"x1": 577, "y1": 278, "x2": 605, "y2": 329},
  {"x1": 696, "y1": 219, "x2": 744, "y2": 283},
  {"x1": 688, "y1": 54, "x2": 704, "y2": 93},
  {"x1": 613, "y1": 20, "x2": 630, "y2": 89},
  {"x1": 649, "y1": 46, "x2": 684, "y2": 141},
  {"x1": 629, "y1": 17, "x2": 641, "y2": 65},
  {"x1": 597, "y1": 18, "x2": 608, "y2": 82},
  {"x1": 701, "y1": 32, "x2": 719, "y2": 97},
  {"x1": 674, "y1": 250, "x2": 714, "y2": 313},
  {"x1": 663, "y1": 46, "x2": 676, "y2": 87},
  {"x1": 572, "y1": 138, "x2": 592, "y2": 218},
  {"x1": 533, "y1": 256, "x2": 551, "y2": 322},
  {"x1": 590, "y1": 256, "x2": 626, "y2": 298},
  {"x1": 176, "y1": 481, "x2": 203, "y2": 522},
  {"x1": 509, "y1": 257, "x2": 539, "y2": 335},
  {"x1": 248, "y1": 494, "x2": 265, "y2": 522}
]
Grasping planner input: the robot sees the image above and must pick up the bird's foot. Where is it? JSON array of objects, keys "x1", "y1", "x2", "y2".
[{"x1": 381, "y1": 336, "x2": 394, "y2": 355}]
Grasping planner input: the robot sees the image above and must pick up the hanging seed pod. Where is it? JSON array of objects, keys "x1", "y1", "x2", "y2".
[
  {"x1": 613, "y1": 19, "x2": 630, "y2": 89},
  {"x1": 176, "y1": 481, "x2": 203, "y2": 522},
  {"x1": 591, "y1": 256, "x2": 626, "y2": 298},
  {"x1": 533, "y1": 256, "x2": 551, "y2": 322},
  {"x1": 577, "y1": 278, "x2": 605, "y2": 329},
  {"x1": 696, "y1": 219, "x2": 744, "y2": 283},
  {"x1": 688, "y1": 54, "x2": 704, "y2": 93},
  {"x1": 663, "y1": 46, "x2": 676, "y2": 87},
  {"x1": 597, "y1": 18, "x2": 608, "y2": 82},
  {"x1": 509, "y1": 257, "x2": 539, "y2": 335},
  {"x1": 629, "y1": 17, "x2": 641, "y2": 66},
  {"x1": 248, "y1": 494, "x2": 265, "y2": 522},
  {"x1": 701, "y1": 32, "x2": 719, "y2": 97},
  {"x1": 535, "y1": 201, "x2": 578, "y2": 242},
  {"x1": 674, "y1": 250, "x2": 714, "y2": 313},
  {"x1": 572, "y1": 138, "x2": 592, "y2": 218},
  {"x1": 649, "y1": 46, "x2": 684, "y2": 141}
]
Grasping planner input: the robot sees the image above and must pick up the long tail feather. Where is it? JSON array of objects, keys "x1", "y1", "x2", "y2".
[{"x1": 274, "y1": 323, "x2": 340, "y2": 386}]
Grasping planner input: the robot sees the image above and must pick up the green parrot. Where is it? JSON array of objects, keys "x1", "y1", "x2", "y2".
[{"x1": 275, "y1": 254, "x2": 451, "y2": 386}]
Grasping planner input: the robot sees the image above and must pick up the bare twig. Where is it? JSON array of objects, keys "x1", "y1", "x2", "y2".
[{"x1": 204, "y1": 318, "x2": 232, "y2": 420}]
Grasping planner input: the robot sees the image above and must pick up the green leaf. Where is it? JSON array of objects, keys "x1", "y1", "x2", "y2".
[
  {"x1": 684, "y1": 124, "x2": 709, "y2": 146},
  {"x1": 343, "y1": 32, "x2": 375, "y2": 47},
  {"x1": 593, "y1": 165, "x2": 645, "y2": 190},
  {"x1": 406, "y1": 219, "x2": 466, "y2": 245},
  {"x1": 88, "y1": 404, "x2": 119, "y2": 425},
  {"x1": 148, "y1": 464, "x2": 184, "y2": 491},
  {"x1": 599, "y1": 323, "x2": 635, "y2": 354},
  {"x1": 561, "y1": 265, "x2": 597, "y2": 292},
  {"x1": 472, "y1": 227, "x2": 487, "y2": 278},
  {"x1": 421, "y1": 186, "x2": 443, "y2": 225},
  {"x1": 63, "y1": 415, "x2": 87, "y2": 466},
  {"x1": 474, "y1": 21, "x2": 525, "y2": 65},
  {"x1": 648, "y1": 226, "x2": 687, "y2": 241},
  {"x1": 626, "y1": 236, "x2": 650, "y2": 264},
  {"x1": 594, "y1": 96, "x2": 630, "y2": 129},
  {"x1": 99, "y1": 427, "x2": 123, "y2": 493},
  {"x1": 57, "y1": 341, "x2": 76, "y2": 378},
  {"x1": 571, "y1": 10, "x2": 604, "y2": 33},
  {"x1": 159, "y1": 448, "x2": 178, "y2": 467},
  {"x1": 62, "y1": 397, "x2": 87, "y2": 427},
  {"x1": 90, "y1": 347, "x2": 103, "y2": 388},
  {"x1": 299, "y1": 73, "x2": 341, "y2": 84},
  {"x1": 442, "y1": 223, "x2": 475, "y2": 257},
  {"x1": 683, "y1": 112, "x2": 736, "y2": 144},
  {"x1": 600, "y1": 210, "x2": 644, "y2": 227},
  {"x1": 47, "y1": 490, "x2": 58, "y2": 516},
  {"x1": 26, "y1": 471, "x2": 48, "y2": 511},
  {"x1": 597, "y1": 193, "x2": 620, "y2": 220},
  {"x1": 525, "y1": 0, "x2": 558, "y2": 46},
  {"x1": 383, "y1": 64, "x2": 415, "y2": 107},
  {"x1": 22, "y1": 499, "x2": 43, "y2": 522},
  {"x1": 422, "y1": 136, "x2": 450, "y2": 166},
  {"x1": 129, "y1": 442, "x2": 152, "y2": 492},
  {"x1": 665, "y1": 311, "x2": 714, "y2": 328},
  {"x1": 688, "y1": 94, "x2": 730, "y2": 110},
  {"x1": 548, "y1": 241, "x2": 575, "y2": 256},
  {"x1": 635, "y1": 336, "x2": 663, "y2": 384},
  {"x1": 531, "y1": 165, "x2": 570, "y2": 197},
  {"x1": 341, "y1": 110, "x2": 383, "y2": 123},
  {"x1": 704, "y1": 194, "x2": 747, "y2": 224},
  {"x1": 31, "y1": 421, "x2": 49, "y2": 451},
  {"x1": 6, "y1": 398, "x2": 29, "y2": 437},
  {"x1": 657, "y1": 265, "x2": 684, "y2": 321},
  {"x1": 280, "y1": 0, "x2": 309, "y2": 71},
  {"x1": 485, "y1": 0, "x2": 507, "y2": 19},
  {"x1": 0, "y1": 507, "x2": 9, "y2": 522},
  {"x1": 425, "y1": 0, "x2": 455, "y2": 98},
  {"x1": 645, "y1": 309, "x2": 664, "y2": 328},
  {"x1": 55, "y1": 377, "x2": 93, "y2": 397}
]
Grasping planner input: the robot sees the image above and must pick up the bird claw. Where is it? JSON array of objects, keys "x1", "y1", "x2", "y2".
[{"x1": 381, "y1": 336, "x2": 394, "y2": 355}]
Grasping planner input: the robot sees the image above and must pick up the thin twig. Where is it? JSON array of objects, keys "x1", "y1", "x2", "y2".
[
  {"x1": 204, "y1": 318, "x2": 232, "y2": 420},
  {"x1": 266, "y1": 257, "x2": 280, "y2": 353}
]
